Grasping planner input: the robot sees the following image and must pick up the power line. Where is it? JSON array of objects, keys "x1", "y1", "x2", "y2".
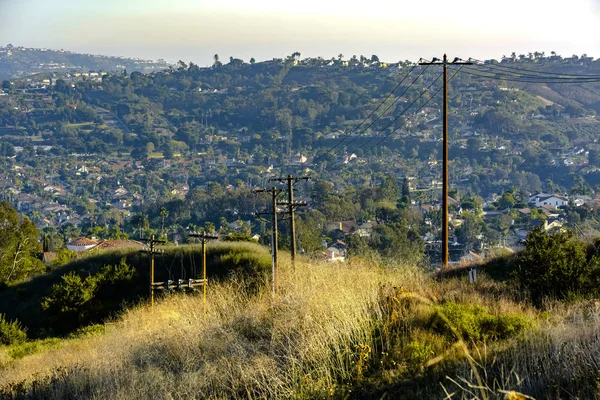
[
  {"x1": 456, "y1": 66, "x2": 600, "y2": 84},
  {"x1": 313, "y1": 61, "x2": 427, "y2": 163},
  {"x1": 361, "y1": 69, "x2": 461, "y2": 152},
  {"x1": 469, "y1": 58, "x2": 600, "y2": 78},
  {"x1": 333, "y1": 65, "x2": 435, "y2": 153}
]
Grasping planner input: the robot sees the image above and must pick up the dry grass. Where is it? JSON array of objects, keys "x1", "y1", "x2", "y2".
[{"x1": 0, "y1": 256, "x2": 597, "y2": 399}]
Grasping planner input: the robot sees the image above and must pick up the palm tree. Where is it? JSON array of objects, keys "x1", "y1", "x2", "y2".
[
  {"x1": 130, "y1": 212, "x2": 148, "y2": 239},
  {"x1": 160, "y1": 207, "x2": 169, "y2": 233}
]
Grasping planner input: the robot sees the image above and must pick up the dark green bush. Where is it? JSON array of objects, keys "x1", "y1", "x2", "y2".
[
  {"x1": 517, "y1": 227, "x2": 600, "y2": 302},
  {"x1": 41, "y1": 259, "x2": 137, "y2": 334},
  {"x1": 0, "y1": 313, "x2": 27, "y2": 345}
]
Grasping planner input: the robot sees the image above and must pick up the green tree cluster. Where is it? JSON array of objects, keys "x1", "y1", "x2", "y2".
[{"x1": 0, "y1": 201, "x2": 45, "y2": 286}]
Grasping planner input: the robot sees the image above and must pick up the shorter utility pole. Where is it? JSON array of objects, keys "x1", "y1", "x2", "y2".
[
  {"x1": 255, "y1": 187, "x2": 285, "y2": 295},
  {"x1": 270, "y1": 175, "x2": 309, "y2": 268},
  {"x1": 141, "y1": 234, "x2": 166, "y2": 309},
  {"x1": 189, "y1": 231, "x2": 219, "y2": 317}
]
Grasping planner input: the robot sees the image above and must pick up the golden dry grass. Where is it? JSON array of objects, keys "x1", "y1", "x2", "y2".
[{"x1": 0, "y1": 256, "x2": 598, "y2": 399}]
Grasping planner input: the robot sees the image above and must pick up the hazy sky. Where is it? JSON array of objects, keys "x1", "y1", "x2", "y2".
[{"x1": 1, "y1": 0, "x2": 600, "y2": 65}]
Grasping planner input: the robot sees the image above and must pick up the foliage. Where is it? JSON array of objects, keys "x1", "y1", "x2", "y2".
[
  {"x1": 49, "y1": 249, "x2": 77, "y2": 269},
  {"x1": 41, "y1": 259, "x2": 137, "y2": 334},
  {"x1": 430, "y1": 302, "x2": 532, "y2": 342},
  {"x1": 0, "y1": 313, "x2": 27, "y2": 346},
  {"x1": 221, "y1": 232, "x2": 257, "y2": 243},
  {"x1": 0, "y1": 201, "x2": 45, "y2": 286},
  {"x1": 517, "y1": 227, "x2": 600, "y2": 302}
]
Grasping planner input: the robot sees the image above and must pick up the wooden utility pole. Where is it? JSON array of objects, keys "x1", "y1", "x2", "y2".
[
  {"x1": 189, "y1": 231, "x2": 218, "y2": 317},
  {"x1": 270, "y1": 175, "x2": 309, "y2": 267},
  {"x1": 419, "y1": 55, "x2": 472, "y2": 272},
  {"x1": 141, "y1": 234, "x2": 166, "y2": 309},
  {"x1": 255, "y1": 187, "x2": 284, "y2": 295}
]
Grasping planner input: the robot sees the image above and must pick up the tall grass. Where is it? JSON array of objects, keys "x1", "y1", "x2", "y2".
[{"x1": 0, "y1": 256, "x2": 596, "y2": 399}]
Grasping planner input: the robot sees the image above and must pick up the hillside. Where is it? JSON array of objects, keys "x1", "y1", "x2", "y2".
[
  {"x1": 2, "y1": 254, "x2": 600, "y2": 399},
  {"x1": 0, "y1": 241, "x2": 271, "y2": 338},
  {"x1": 3, "y1": 51, "x2": 600, "y2": 281},
  {"x1": 0, "y1": 44, "x2": 171, "y2": 79}
]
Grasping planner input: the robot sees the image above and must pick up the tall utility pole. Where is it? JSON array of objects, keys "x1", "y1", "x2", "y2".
[
  {"x1": 270, "y1": 175, "x2": 309, "y2": 267},
  {"x1": 141, "y1": 234, "x2": 166, "y2": 309},
  {"x1": 255, "y1": 187, "x2": 284, "y2": 295},
  {"x1": 420, "y1": 55, "x2": 472, "y2": 272},
  {"x1": 189, "y1": 231, "x2": 219, "y2": 317}
]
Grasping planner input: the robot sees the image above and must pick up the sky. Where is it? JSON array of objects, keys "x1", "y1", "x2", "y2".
[{"x1": 1, "y1": 0, "x2": 600, "y2": 65}]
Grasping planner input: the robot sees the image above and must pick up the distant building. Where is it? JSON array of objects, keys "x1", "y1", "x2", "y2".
[{"x1": 67, "y1": 237, "x2": 100, "y2": 252}]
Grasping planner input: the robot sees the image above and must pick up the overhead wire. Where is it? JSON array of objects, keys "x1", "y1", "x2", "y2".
[
  {"x1": 455, "y1": 67, "x2": 600, "y2": 84},
  {"x1": 313, "y1": 60, "x2": 427, "y2": 162},
  {"x1": 363, "y1": 66, "x2": 465, "y2": 153},
  {"x1": 333, "y1": 65, "x2": 434, "y2": 152},
  {"x1": 468, "y1": 57, "x2": 600, "y2": 78},
  {"x1": 456, "y1": 63, "x2": 600, "y2": 84},
  {"x1": 358, "y1": 70, "x2": 446, "y2": 151}
]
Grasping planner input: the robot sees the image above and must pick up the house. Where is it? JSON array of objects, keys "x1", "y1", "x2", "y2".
[
  {"x1": 290, "y1": 154, "x2": 308, "y2": 165},
  {"x1": 357, "y1": 221, "x2": 377, "y2": 238},
  {"x1": 93, "y1": 239, "x2": 144, "y2": 251},
  {"x1": 529, "y1": 194, "x2": 568, "y2": 208},
  {"x1": 67, "y1": 237, "x2": 100, "y2": 252},
  {"x1": 326, "y1": 221, "x2": 358, "y2": 234}
]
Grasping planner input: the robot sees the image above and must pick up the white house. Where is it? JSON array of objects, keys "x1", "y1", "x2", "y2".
[
  {"x1": 67, "y1": 237, "x2": 99, "y2": 252},
  {"x1": 529, "y1": 194, "x2": 568, "y2": 208}
]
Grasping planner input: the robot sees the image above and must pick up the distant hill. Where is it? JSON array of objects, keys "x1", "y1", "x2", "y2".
[{"x1": 0, "y1": 44, "x2": 172, "y2": 79}]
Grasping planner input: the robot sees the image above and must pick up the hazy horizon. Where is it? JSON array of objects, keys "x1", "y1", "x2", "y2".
[{"x1": 2, "y1": 0, "x2": 600, "y2": 65}]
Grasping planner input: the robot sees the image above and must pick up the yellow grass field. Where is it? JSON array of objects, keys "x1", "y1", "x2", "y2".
[{"x1": 1, "y1": 256, "x2": 600, "y2": 399}]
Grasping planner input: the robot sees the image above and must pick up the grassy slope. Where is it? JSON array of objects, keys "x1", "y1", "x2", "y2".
[
  {"x1": 2, "y1": 254, "x2": 599, "y2": 399},
  {"x1": 0, "y1": 241, "x2": 271, "y2": 338}
]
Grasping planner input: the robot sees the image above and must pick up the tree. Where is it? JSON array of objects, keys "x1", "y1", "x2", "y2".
[
  {"x1": 1, "y1": 80, "x2": 10, "y2": 91},
  {"x1": 398, "y1": 177, "x2": 411, "y2": 209},
  {"x1": 250, "y1": 57, "x2": 256, "y2": 65},
  {"x1": 456, "y1": 211, "x2": 483, "y2": 252},
  {"x1": 0, "y1": 202, "x2": 45, "y2": 285},
  {"x1": 497, "y1": 192, "x2": 516, "y2": 209},
  {"x1": 130, "y1": 212, "x2": 149, "y2": 239},
  {"x1": 160, "y1": 207, "x2": 169, "y2": 233},
  {"x1": 370, "y1": 55, "x2": 380, "y2": 63}
]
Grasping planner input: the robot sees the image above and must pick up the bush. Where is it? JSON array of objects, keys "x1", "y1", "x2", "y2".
[
  {"x1": 41, "y1": 259, "x2": 137, "y2": 334},
  {"x1": 517, "y1": 227, "x2": 600, "y2": 302},
  {"x1": 0, "y1": 313, "x2": 27, "y2": 346},
  {"x1": 430, "y1": 302, "x2": 531, "y2": 342}
]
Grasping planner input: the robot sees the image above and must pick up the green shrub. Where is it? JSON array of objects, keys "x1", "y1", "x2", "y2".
[
  {"x1": 8, "y1": 338, "x2": 60, "y2": 359},
  {"x1": 41, "y1": 259, "x2": 137, "y2": 334},
  {"x1": 430, "y1": 302, "x2": 531, "y2": 342},
  {"x1": 0, "y1": 313, "x2": 27, "y2": 346},
  {"x1": 517, "y1": 227, "x2": 600, "y2": 302},
  {"x1": 69, "y1": 324, "x2": 105, "y2": 338},
  {"x1": 404, "y1": 341, "x2": 433, "y2": 373}
]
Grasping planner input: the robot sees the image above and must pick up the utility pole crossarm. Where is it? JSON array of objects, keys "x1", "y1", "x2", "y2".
[{"x1": 419, "y1": 55, "x2": 472, "y2": 274}]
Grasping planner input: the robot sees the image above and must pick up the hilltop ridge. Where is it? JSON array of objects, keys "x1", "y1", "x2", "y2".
[{"x1": 0, "y1": 44, "x2": 172, "y2": 79}]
